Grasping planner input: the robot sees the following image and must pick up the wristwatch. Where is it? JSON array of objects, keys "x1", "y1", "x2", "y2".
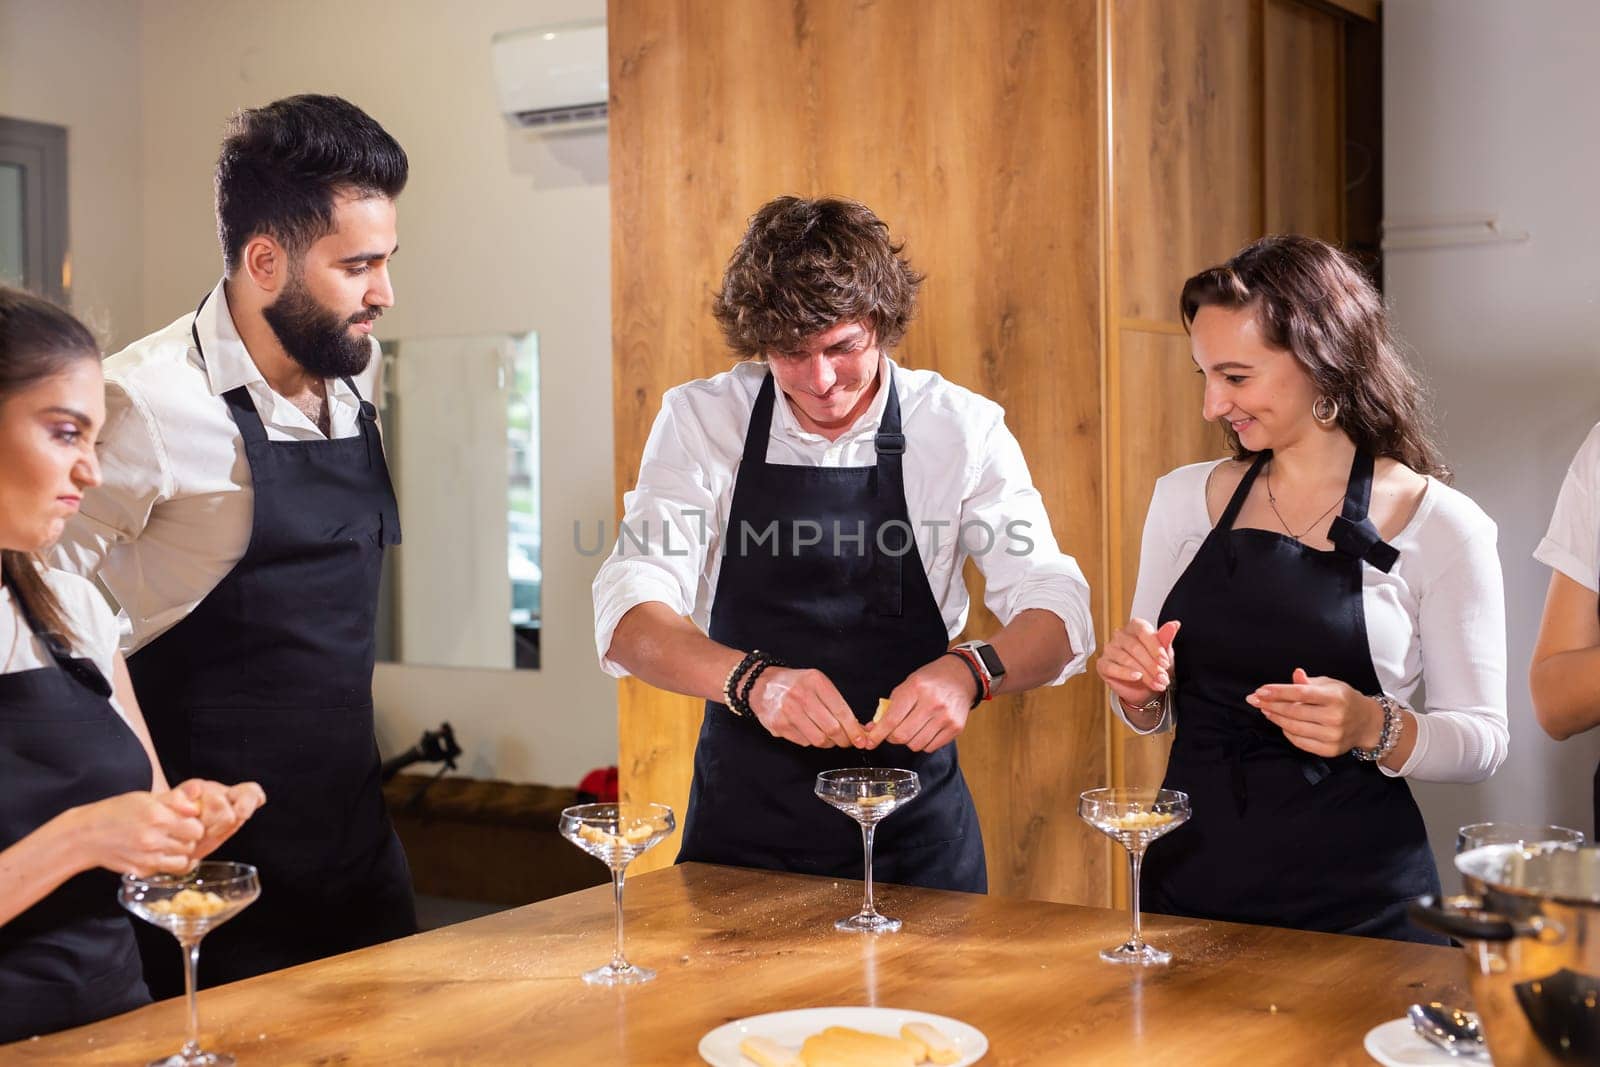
[{"x1": 953, "y1": 640, "x2": 1006, "y2": 691}]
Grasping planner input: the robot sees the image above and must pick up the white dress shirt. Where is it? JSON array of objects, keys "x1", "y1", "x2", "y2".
[
  {"x1": 50, "y1": 278, "x2": 380, "y2": 653},
  {"x1": 0, "y1": 566, "x2": 129, "y2": 724},
  {"x1": 1114, "y1": 459, "x2": 1509, "y2": 784},
  {"x1": 1535, "y1": 421, "x2": 1600, "y2": 591},
  {"x1": 591, "y1": 356, "x2": 1096, "y2": 682}
]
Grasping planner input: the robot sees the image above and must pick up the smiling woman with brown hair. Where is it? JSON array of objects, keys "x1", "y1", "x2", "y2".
[
  {"x1": 0, "y1": 287, "x2": 263, "y2": 1041},
  {"x1": 1095, "y1": 236, "x2": 1508, "y2": 943}
]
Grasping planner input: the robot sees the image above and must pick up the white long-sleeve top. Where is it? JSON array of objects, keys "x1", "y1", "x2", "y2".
[
  {"x1": 48, "y1": 279, "x2": 380, "y2": 653},
  {"x1": 1115, "y1": 459, "x2": 1509, "y2": 784},
  {"x1": 1534, "y1": 421, "x2": 1600, "y2": 590},
  {"x1": 591, "y1": 356, "x2": 1095, "y2": 680}
]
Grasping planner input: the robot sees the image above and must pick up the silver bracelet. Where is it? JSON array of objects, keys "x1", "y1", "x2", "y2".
[{"x1": 1351, "y1": 693, "x2": 1403, "y2": 762}]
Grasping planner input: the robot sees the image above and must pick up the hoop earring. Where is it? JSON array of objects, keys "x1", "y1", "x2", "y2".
[{"x1": 1312, "y1": 395, "x2": 1340, "y2": 426}]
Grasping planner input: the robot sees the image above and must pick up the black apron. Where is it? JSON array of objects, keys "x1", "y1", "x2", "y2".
[
  {"x1": 676, "y1": 369, "x2": 987, "y2": 892},
  {"x1": 1142, "y1": 450, "x2": 1445, "y2": 944},
  {"x1": 0, "y1": 592, "x2": 152, "y2": 1042},
  {"x1": 125, "y1": 299, "x2": 415, "y2": 996}
]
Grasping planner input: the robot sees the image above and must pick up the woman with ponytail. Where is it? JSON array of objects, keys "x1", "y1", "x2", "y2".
[{"x1": 0, "y1": 287, "x2": 264, "y2": 1042}]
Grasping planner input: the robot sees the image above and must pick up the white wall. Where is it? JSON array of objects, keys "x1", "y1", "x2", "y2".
[
  {"x1": 1386, "y1": 0, "x2": 1600, "y2": 884},
  {"x1": 6, "y1": 0, "x2": 618, "y2": 787},
  {"x1": 0, "y1": 0, "x2": 144, "y2": 349}
]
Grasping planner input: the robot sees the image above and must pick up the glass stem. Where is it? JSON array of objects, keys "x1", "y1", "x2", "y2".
[
  {"x1": 1127, "y1": 846, "x2": 1146, "y2": 949},
  {"x1": 181, "y1": 938, "x2": 201, "y2": 1055},
  {"x1": 610, "y1": 865, "x2": 629, "y2": 971},
  {"x1": 860, "y1": 821, "x2": 878, "y2": 917}
]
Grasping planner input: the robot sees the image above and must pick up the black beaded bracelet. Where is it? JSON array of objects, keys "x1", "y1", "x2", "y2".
[
  {"x1": 943, "y1": 650, "x2": 984, "y2": 710},
  {"x1": 723, "y1": 650, "x2": 762, "y2": 716},
  {"x1": 736, "y1": 653, "x2": 787, "y2": 716}
]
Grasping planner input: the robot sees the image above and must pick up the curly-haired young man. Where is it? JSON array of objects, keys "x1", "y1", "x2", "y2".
[{"x1": 593, "y1": 196, "x2": 1093, "y2": 891}]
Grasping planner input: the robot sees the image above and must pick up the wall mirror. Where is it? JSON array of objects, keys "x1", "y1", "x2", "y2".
[{"x1": 374, "y1": 331, "x2": 541, "y2": 670}]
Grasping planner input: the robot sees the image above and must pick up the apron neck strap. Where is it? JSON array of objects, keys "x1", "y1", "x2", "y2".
[
  {"x1": 741, "y1": 363, "x2": 901, "y2": 465},
  {"x1": 4, "y1": 570, "x2": 113, "y2": 698},
  {"x1": 1219, "y1": 452, "x2": 1270, "y2": 531},
  {"x1": 1329, "y1": 448, "x2": 1400, "y2": 572}
]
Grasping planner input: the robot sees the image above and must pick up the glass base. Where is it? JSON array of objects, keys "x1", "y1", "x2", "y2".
[
  {"x1": 1100, "y1": 940, "x2": 1171, "y2": 966},
  {"x1": 582, "y1": 961, "x2": 656, "y2": 986},
  {"x1": 147, "y1": 1053, "x2": 234, "y2": 1067},
  {"x1": 836, "y1": 912, "x2": 901, "y2": 933}
]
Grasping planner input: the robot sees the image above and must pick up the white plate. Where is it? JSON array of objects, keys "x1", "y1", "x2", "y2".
[
  {"x1": 1364, "y1": 1017, "x2": 1494, "y2": 1066},
  {"x1": 699, "y1": 1006, "x2": 988, "y2": 1066}
]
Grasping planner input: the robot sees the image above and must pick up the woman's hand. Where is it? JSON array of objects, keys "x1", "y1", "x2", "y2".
[
  {"x1": 748, "y1": 667, "x2": 868, "y2": 749},
  {"x1": 1096, "y1": 618, "x2": 1181, "y2": 708},
  {"x1": 162, "y1": 780, "x2": 266, "y2": 859},
  {"x1": 64, "y1": 791, "x2": 205, "y2": 878},
  {"x1": 1247, "y1": 668, "x2": 1385, "y2": 756}
]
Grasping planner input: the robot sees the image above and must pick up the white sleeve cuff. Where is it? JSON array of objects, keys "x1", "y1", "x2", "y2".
[
  {"x1": 1003, "y1": 587, "x2": 1095, "y2": 685},
  {"x1": 593, "y1": 568, "x2": 695, "y2": 678},
  {"x1": 1535, "y1": 537, "x2": 1598, "y2": 592},
  {"x1": 1108, "y1": 687, "x2": 1172, "y2": 735}
]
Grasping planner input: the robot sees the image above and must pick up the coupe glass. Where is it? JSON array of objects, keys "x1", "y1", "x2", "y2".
[
  {"x1": 1079, "y1": 787, "x2": 1190, "y2": 965},
  {"x1": 815, "y1": 768, "x2": 921, "y2": 933},
  {"x1": 559, "y1": 802, "x2": 675, "y2": 985},
  {"x1": 1456, "y1": 821, "x2": 1584, "y2": 855},
  {"x1": 119, "y1": 861, "x2": 260, "y2": 1067}
]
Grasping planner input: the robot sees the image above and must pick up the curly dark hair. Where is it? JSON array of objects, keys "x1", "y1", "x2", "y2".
[
  {"x1": 1180, "y1": 235, "x2": 1448, "y2": 479},
  {"x1": 215, "y1": 94, "x2": 408, "y2": 274},
  {"x1": 712, "y1": 196, "x2": 923, "y2": 358}
]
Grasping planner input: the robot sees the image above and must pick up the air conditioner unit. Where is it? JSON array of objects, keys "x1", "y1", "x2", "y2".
[{"x1": 491, "y1": 21, "x2": 607, "y2": 132}]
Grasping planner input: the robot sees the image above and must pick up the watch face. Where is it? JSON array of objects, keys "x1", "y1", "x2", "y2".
[{"x1": 973, "y1": 643, "x2": 1005, "y2": 678}]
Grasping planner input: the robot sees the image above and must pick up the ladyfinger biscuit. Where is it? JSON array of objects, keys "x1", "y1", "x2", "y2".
[
  {"x1": 901, "y1": 1021, "x2": 961, "y2": 1064},
  {"x1": 738, "y1": 1035, "x2": 803, "y2": 1067},
  {"x1": 801, "y1": 1027, "x2": 920, "y2": 1067}
]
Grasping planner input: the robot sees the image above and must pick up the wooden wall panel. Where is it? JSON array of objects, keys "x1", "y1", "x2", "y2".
[
  {"x1": 610, "y1": 0, "x2": 1108, "y2": 903},
  {"x1": 1105, "y1": 0, "x2": 1261, "y2": 804},
  {"x1": 1110, "y1": 330, "x2": 1223, "y2": 790},
  {"x1": 1263, "y1": 0, "x2": 1344, "y2": 241},
  {"x1": 1111, "y1": 0, "x2": 1262, "y2": 324}
]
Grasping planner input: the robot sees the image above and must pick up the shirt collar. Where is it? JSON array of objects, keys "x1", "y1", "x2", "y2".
[
  {"x1": 770, "y1": 354, "x2": 896, "y2": 441},
  {"x1": 193, "y1": 278, "x2": 358, "y2": 403}
]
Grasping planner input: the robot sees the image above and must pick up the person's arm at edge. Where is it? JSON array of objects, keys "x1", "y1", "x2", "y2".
[{"x1": 1530, "y1": 570, "x2": 1600, "y2": 740}]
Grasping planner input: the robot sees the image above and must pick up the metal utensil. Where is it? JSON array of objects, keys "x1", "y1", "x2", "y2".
[{"x1": 1408, "y1": 1002, "x2": 1489, "y2": 1059}]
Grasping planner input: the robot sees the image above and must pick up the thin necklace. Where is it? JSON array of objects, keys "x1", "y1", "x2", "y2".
[{"x1": 1265, "y1": 463, "x2": 1342, "y2": 542}]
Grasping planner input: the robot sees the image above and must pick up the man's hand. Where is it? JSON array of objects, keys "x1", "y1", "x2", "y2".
[
  {"x1": 748, "y1": 667, "x2": 868, "y2": 748},
  {"x1": 865, "y1": 654, "x2": 976, "y2": 753}
]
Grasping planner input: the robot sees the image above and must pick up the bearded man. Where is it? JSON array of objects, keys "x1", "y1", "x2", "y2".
[{"x1": 52, "y1": 94, "x2": 414, "y2": 994}]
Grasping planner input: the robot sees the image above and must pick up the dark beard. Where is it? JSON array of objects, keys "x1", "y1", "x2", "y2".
[{"x1": 261, "y1": 279, "x2": 375, "y2": 379}]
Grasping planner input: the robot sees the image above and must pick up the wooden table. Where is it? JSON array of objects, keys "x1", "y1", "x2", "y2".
[{"x1": 10, "y1": 863, "x2": 1468, "y2": 1065}]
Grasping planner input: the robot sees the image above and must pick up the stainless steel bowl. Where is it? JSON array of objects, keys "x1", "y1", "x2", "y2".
[{"x1": 1411, "y1": 843, "x2": 1600, "y2": 1066}]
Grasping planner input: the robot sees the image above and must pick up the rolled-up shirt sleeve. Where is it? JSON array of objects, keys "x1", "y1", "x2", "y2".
[
  {"x1": 960, "y1": 412, "x2": 1095, "y2": 684},
  {"x1": 1534, "y1": 423, "x2": 1600, "y2": 591},
  {"x1": 591, "y1": 392, "x2": 720, "y2": 678},
  {"x1": 1388, "y1": 521, "x2": 1509, "y2": 783}
]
